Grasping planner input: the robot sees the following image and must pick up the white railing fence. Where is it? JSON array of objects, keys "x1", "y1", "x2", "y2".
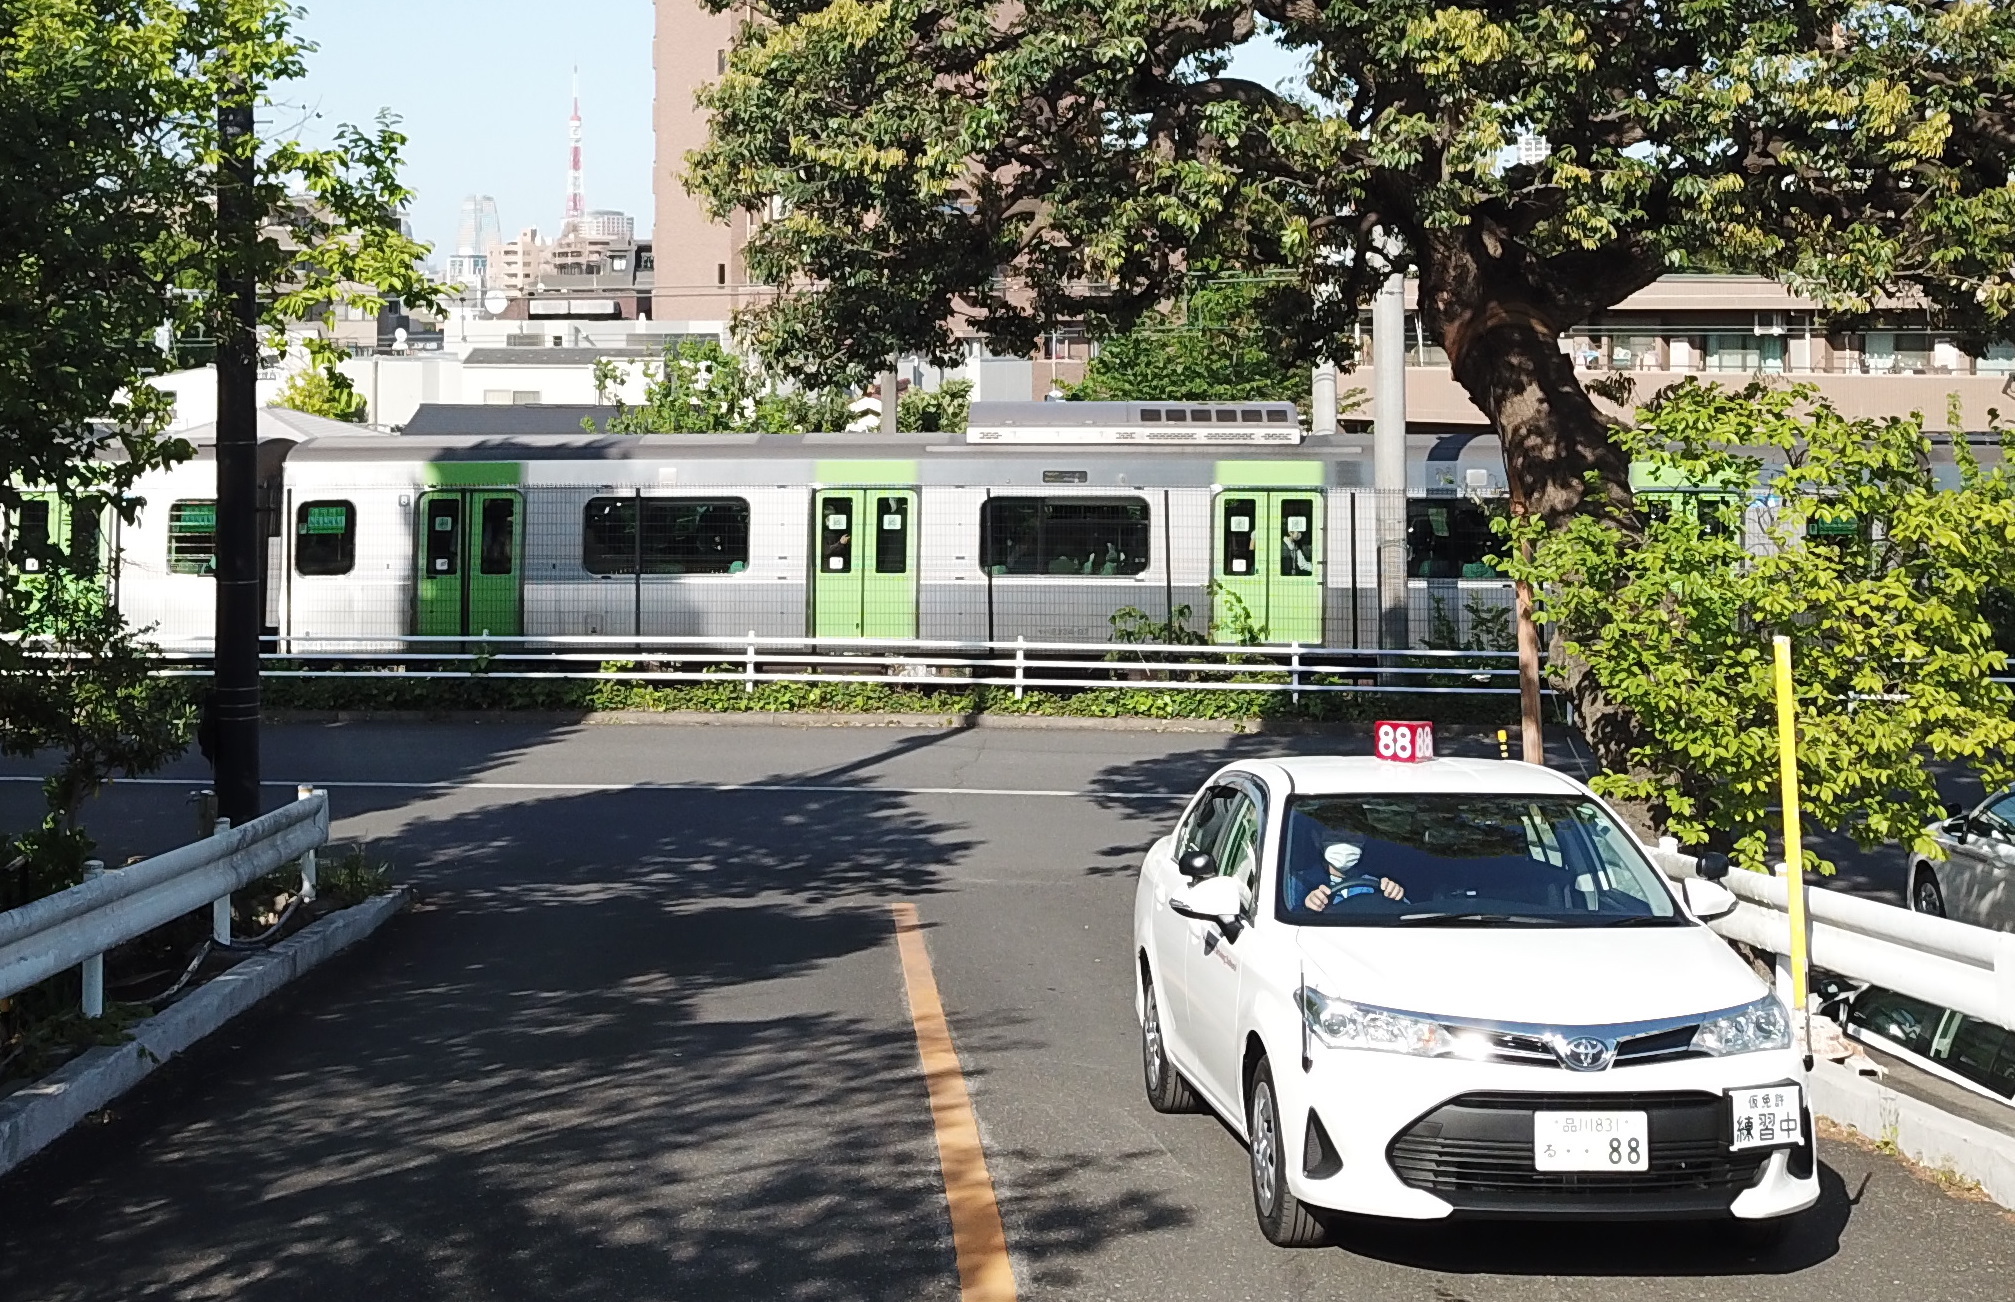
[
  {"x1": 138, "y1": 633, "x2": 1538, "y2": 699},
  {"x1": 1653, "y1": 840, "x2": 2015, "y2": 1031},
  {"x1": 0, "y1": 788, "x2": 329, "y2": 1016}
]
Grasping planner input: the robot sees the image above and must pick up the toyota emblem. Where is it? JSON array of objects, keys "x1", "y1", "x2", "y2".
[{"x1": 1554, "y1": 1036, "x2": 1616, "y2": 1072}]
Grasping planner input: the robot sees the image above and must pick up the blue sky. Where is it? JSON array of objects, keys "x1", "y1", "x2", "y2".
[
  {"x1": 283, "y1": 1, "x2": 1304, "y2": 263},
  {"x1": 285, "y1": 1, "x2": 657, "y2": 259}
]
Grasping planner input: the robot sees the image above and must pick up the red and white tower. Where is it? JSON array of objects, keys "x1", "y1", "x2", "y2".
[{"x1": 564, "y1": 69, "x2": 586, "y2": 232}]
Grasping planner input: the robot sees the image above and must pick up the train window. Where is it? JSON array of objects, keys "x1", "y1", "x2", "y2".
[
  {"x1": 168, "y1": 500, "x2": 217, "y2": 575},
  {"x1": 874, "y1": 496, "x2": 909, "y2": 574},
  {"x1": 1406, "y1": 500, "x2": 1502, "y2": 579},
  {"x1": 425, "y1": 498, "x2": 461, "y2": 576},
  {"x1": 583, "y1": 496, "x2": 752, "y2": 575},
  {"x1": 67, "y1": 504, "x2": 101, "y2": 577},
  {"x1": 479, "y1": 498, "x2": 516, "y2": 575},
  {"x1": 1240, "y1": 409, "x2": 1264, "y2": 423},
  {"x1": 1139, "y1": 409, "x2": 1163, "y2": 423},
  {"x1": 14, "y1": 499, "x2": 50, "y2": 572},
  {"x1": 1222, "y1": 498, "x2": 1257, "y2": 575},
  {"x1": 821, "y1": 497, "x2": 853, "y2": 573},
  {"x1": 1266, "y1": 409, "x2": 1291, "y2": 423},
  {"x1": 981, "y1": 497, "x2": 1150, "y2": 576},
  {"x1": 1279, "y1": 498, "x2": 1315, "y2": 576},
  {"x1": 1163, "y1": 408, "x2": 1186, "y2": 422},
  {"x1": 295, "y1": 501, "x2": 356, "y2": 576},
  {"x1": 642, "y1": 498, "x2": 748, "y2": 574},
  {"x1": 1190, "y1": 409, "x2": 1211, "y2": 422},
  {"x1": 1216, "y1": 409, "x2": 1238, "y2": 422}
]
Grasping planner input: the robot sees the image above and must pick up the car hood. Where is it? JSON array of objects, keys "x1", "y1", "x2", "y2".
[{"x1": 1293, "y1": 923, "x2": 1764, "y2": 1027}]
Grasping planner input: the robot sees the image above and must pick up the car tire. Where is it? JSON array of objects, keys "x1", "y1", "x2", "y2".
[
  {"x1": 1247, "y1": 1058, "x2": 1330, "y2": 1248},
  {"x1": 1141, "y1": 968, "x2": 1200, "y2": 1114},
  {"x1": 1911, "y1": 865, "x2": 1947, "y2": 918}
]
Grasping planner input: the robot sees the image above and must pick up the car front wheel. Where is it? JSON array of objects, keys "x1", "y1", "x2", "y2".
[
  {"x1": 1247, "y1": 1057, "x2": 1329, "y2": 1247},
  {"x1": 1141, "y1": 967, "x2": 1199, "y2": 1113},
  {"x1": 1912, "y1": 866, "x2": 1947, "y2": 918}
]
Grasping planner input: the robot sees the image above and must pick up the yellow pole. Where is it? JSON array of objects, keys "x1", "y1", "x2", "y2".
[{"x1": 1773, "y1": 635, "x2": 1809, "y2": 1020}]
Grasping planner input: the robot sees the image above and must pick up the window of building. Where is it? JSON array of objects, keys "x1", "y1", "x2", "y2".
[
  {"x1": 1862, "y1": 331, "x2": 1933, "y2": 375},
  {"x1": 980, "y1": 497, "x2": 1150, "y2": 576},
  {"x1": 1979, "y1": 342, "x2": 2014, "y2": 376},
  {"x1": 168, "y1": 500, "x2": 217, "y2": 575},
  {"x1": 295, "y1": 500, "x2": 357, "y2": 575},
  {"x1": 1406, "y1": 500, "x2": 1501, "y2": 579},
  {"x1": 582, "y1": 497, "x2": 751, "y2": 575},
  {"x1": 1705, "y1": 334, "x2": 1785, "y2": 374},
  {"x1": 11, "y1": 499, "x2": 50, "y2": 573}
]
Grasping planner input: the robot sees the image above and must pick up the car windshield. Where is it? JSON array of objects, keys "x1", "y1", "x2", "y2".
[{"x1": 1278, "y1": 794, "x2": 1682, "y2": 927}]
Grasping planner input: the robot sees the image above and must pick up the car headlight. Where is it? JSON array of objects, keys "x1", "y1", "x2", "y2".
[
  {"x1": 1689, "y1": 996, "x2": 1793, "y2": 1056},
  {"x1": 1298, "y1": 986, "x2": 1456, "y2": 1057}
]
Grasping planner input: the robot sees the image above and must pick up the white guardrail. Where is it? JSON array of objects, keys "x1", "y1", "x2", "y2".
[
  {"x1": 1653, "y1": 840, "x2": 2015, "y2": 1031},
  {"x1": 0, "y1": 788, "x2": 328, "y2": 1015}
]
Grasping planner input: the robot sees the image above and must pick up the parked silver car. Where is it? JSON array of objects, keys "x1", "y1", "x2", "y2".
[{"x1": 1907, "y1": 789, "x2": 2015, "y2": 926}]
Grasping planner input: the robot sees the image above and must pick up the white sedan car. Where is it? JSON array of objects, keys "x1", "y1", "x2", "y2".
[{"x1": 1132, "y1": 753, "x2": 1818, "y2": 1246}]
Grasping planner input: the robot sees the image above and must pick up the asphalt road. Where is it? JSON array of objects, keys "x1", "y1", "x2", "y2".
[{"x1": 0, "y1": 719, "x2": 2008, "y2": 1301}]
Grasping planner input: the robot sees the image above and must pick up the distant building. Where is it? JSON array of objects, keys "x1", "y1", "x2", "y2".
[
  {"x1": 449, "y1": 194, "x2": 502, "y2": 288},
  {"x1": 1516, "y1": 133, "x2": 1551, "y2": 166},
  {"x1": 653, "y1": 0, "x2": 750, "y2": 325}
]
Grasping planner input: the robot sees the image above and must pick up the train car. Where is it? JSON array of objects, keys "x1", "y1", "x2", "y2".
[{"x1": 55, "y1": 410, "x2": 1541, "y2": 651}]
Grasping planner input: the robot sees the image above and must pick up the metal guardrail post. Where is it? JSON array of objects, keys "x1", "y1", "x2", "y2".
[
  {"x1": 745, "y1": 630, "x2": 756, "y2": 694},
  {"x1": 79, "y1": 860, "x2": 105, "y2": 1017},
  {"x1": 1290, "y1": 642, "x2": 1303, "y2": 705},
  {"x1": 1014, "y1": 636, "x2": 1026, "y2": 701},
  {"x1": 296, "y1": 785, "x2": 318, "y2": 903},
  {"x1": 1997, "y1": 932, "x2": 2015, "y2": 1029},
  {"x1": 211, "y1": 817, "x2": 232, "y2": 945}
]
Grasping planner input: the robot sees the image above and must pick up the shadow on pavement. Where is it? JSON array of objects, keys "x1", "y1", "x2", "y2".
[{"x1": 1322, "y1": 1160, "x2": 1852, "y2": 1275}]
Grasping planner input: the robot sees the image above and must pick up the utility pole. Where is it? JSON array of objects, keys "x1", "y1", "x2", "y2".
[
  {"x1": 1311, "y1": 362, "x2": 1338, "y2": 437},
  {"x1": 1372, "y1": 271, "x2": 1409, "y2": 651},
  {"x1": 212, "y1": 88, "x2": 261, "y2": 826},
  {"x1": 879, "y1": 361, "x2": 899, "y2": 435}
]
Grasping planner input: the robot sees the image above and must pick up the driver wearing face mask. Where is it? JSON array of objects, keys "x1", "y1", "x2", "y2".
[{"x1": 1296, "y1": 835, "x2": 1405, "y2": 912}]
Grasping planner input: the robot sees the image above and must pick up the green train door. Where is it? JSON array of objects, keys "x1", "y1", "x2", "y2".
[
  {"x1": 415, "y1": 489, "x2": 523, "y2": 637},
  {"x1": 1212, "y1": 491, "x2": 1323, "y2": 644},
  {"x1": 812, "y1": 489, "x2": 918, "y2": 638},
  {"x1": 9, "y1": 492, "x2": 113, "y2": 592}
]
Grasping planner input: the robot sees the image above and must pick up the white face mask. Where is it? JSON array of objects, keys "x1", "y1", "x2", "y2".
[{"x1": 1323, "y1": 841, "x2": 1363, "y2": 873}]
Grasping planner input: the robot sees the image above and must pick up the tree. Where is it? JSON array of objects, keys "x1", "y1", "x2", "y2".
[
  {"x1": 689, "y1": 0, "x2": 2015, "y2": 766},
  {"x1": 1069, "y1": 279, "x2": 1314, "y2": 405},
  {"x1": 896, "y1": 377, "x2": 970, "y2": 432},
  {"x1": 1, "y1": 2, "x2": 435, "y2": 901},
  {"x1": 606, "y1": 337, "x2": 867, "y2": 433},
  {"x1": 694, "y1": 1, "x2": 2014, "y2": 520},
  {"x1": 272, "y1": 357, "x2": 368, "y2": 422},
  {"x1": 1503, "y1": 380, "x2": 2015, "y2": 869}
]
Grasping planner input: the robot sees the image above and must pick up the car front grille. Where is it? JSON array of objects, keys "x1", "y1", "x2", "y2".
[
  {"x1": 1387, "y1": 1090, "x2": 1772, "y2": 1215},
  {"x1": 1470, "y1": 1023, "x2": 1706, "y2": 1069}
]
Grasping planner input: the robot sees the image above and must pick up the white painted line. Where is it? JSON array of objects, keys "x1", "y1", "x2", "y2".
[{"x1": 0, "y1": 775, "x2": 1184, "y2": 800}]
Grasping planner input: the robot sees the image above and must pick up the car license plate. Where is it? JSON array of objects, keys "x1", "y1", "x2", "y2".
[
  {"x1": 1729, "y1": 1085, "x2": 1803, "y2": 1151},
  {"x1": 1533, "y1": 1111, "x2": 1649, "y2": 1171}
]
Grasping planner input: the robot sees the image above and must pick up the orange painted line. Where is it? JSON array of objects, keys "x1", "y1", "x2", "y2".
[{"x1": 890, "y1": 901, "x2": 1018, "y2": 1302}]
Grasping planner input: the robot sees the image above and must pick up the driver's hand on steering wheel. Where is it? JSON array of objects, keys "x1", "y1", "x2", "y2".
[{"x1": 1303, "y1": 878, "x2": 1404, "y2": 911}]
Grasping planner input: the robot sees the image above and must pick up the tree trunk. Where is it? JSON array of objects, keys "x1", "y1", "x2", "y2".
[{"x1": 1416, "y1": 225, "x2": 1656, "y2": 795}]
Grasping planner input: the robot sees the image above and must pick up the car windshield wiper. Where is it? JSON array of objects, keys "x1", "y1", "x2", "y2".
[
  {"x1": 1594, "y1": 913, "x2": 1684, "y2": 927},
  {"x1": 1392, "y1": 911, "x2": 1563, "y2": 926}
]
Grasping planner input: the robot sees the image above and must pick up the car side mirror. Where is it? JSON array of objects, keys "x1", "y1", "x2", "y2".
[
  {"x1": 1178, "y1": 850, "x2": 1216, "y2": 881},
  {"x1": 1170, "y1": 874, "x2": 1244, "y2": 929},
  {"x1": 1695, "y1": 851, "x2": 1731, "y2": 883},
  {"x1": 1681, "y1": 876, "x2": 1738, "y2": 922},
  {"x1": 1945, "y1": 802, "x2": 1966, "y2": 819}
]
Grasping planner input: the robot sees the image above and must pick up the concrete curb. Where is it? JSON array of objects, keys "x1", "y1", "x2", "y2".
[
  {"x1": 0, "y1": 888, "x2": 411, "y2": 1179},
  {"x1": 1810, "y1": 1058, "x2": 2015, "y2": 1210}
]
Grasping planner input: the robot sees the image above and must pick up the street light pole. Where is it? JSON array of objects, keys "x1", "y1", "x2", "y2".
[{"x1": 212, "y1": 89, "x2": 261, "y2": 826}]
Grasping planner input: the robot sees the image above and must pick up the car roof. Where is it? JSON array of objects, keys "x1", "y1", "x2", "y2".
[{"x1": 1243, "y1": 756, "x2": 1590, "y2": 798}]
